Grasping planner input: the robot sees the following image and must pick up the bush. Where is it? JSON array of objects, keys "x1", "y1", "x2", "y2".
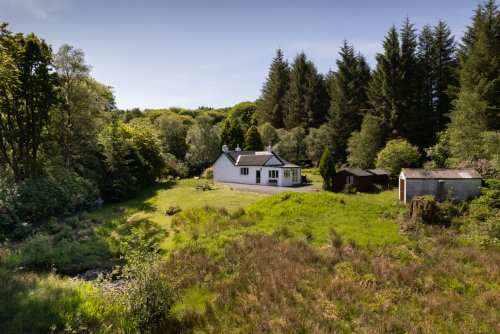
[
  {"x1": 376, "y1": 139, "x2": 421, "y2": 178},
  {"x1": 201, "y1": 167, "x2": 214, "y2": 180},
  {"x1": 342, "y1": 184, "x2": 357, "y2": 194},
  {"x1": 0, "y1": 178, "x2": 20, "y2": 238},
  {"x1": 17, "y1": 170, "x2": 98, "y2": 224},
  {"x1": 116, "y1": 230, "x2": 177, "y2": 333}
]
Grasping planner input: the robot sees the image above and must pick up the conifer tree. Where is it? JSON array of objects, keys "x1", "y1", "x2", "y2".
[
  {"x1": 399, "y1": 18, "x2": 424, "y2": 146},
  {"x1": 284, "y1": 53, "x2": 329, "y2": 129},
  {"x1": 368, "y1": 26, "x2": 403, "y2": 142},
  {"x1": 445, "y1": 0, "x2": 499, "y2": 169},
  {"x1": 319, "y1": 147, "x2": 336, "y2": 190},
  {"x1": 328, "y1": 41, "x2": 371, "y2": 163},
  {"x1": 244, "y1": 124, "x2": 264, "y2": 151},
  {"x1": 257, "y1": 49, "x2": 289, "y2": 128}
]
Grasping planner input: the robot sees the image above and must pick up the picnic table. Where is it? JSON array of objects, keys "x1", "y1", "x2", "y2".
[{"x1": 196, "y1": 184, "x2": 213, "y2": 191}]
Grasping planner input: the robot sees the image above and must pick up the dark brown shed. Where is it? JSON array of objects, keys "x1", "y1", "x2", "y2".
[
  {"x1": 366, "y1": 169, "x2": 390, "y2": 188},
  {"x1": 332, "y1": 169, "x2": 374, "y2": 192}
]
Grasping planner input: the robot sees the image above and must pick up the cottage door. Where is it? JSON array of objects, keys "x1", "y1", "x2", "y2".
[{"x1": 256, "y1": 170, "x2": 261, "y2": 184}]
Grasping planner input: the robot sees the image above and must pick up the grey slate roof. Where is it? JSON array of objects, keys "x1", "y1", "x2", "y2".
[
  {"x1": 401, "y1": 168, "x2": 482, "y2": 179},
  {"x1": 221, "y1": 151, "x2": 300, "y2": 167}
]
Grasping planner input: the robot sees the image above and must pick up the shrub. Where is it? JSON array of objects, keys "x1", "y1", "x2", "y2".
[
  {"x1": 342, "y1": 184, "x2": 357, "y2": 194},
  {"x1": 201, "y1": 167, "x2": 214, "y2": 180},
  {"x1": 116, "y1": 230, "x2": 177, "y2": 333},
  {"x1": 0, "y1": 178, "x2": 19, "y2": 237},
  {"x1": 376, "y1": 139, "x2": 421, "y2": 178},
  {"x1": 17, "y1": 170, "x2": 98, "y2": 224}
]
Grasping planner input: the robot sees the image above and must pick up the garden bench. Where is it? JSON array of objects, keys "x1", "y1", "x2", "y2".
[{"x1": 266, "y1": 180, "x2": 278, "y2": 186}]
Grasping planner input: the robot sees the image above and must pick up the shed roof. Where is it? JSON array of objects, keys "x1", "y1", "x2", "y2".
[
  {"x1": 343, "y1": 168, "x2": 373, "y2": 177},
  {"x1": 221, "y1": 151, "x2": 300, "y2": 168},
  {"x1": 401, "y1": 168, "x2": 482, "y2": 179},
  {"x1": 366, "y1": 169, "x2": 389, "y2": 176}
]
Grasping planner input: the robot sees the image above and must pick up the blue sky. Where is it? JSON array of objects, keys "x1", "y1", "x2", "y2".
[{"x1": 1, "y1": 0, "x2": 477, "y2": 110}]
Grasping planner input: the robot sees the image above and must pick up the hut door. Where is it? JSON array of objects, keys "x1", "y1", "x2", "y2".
[{"x1": 399, "y1": 178, "x2": 405, "y2": 202}]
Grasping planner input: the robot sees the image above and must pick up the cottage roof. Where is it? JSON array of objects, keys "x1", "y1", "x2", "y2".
[
  {"x1": 366, "y1": 169, "x2": 389, "y2": 176},
  {"x1": 400, "y1": 168, "x2": 482, "y2": 179},
  {"x1": 222, "y1": 151, "x2": 300, "y2": 168},
  {"x1": 344, "y1": 168, "x2": 373, "y2": 177}
]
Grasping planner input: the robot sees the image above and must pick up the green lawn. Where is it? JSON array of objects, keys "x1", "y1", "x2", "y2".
[{"x1": 88, "y1": 179, "x2": 404, "y2": 257}]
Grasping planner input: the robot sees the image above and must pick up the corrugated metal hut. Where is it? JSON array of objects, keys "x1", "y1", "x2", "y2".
[{"x1": 399, "y1": 169, "x2": 482, "y2": 203}]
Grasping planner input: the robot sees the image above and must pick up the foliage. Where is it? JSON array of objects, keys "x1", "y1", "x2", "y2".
[
  {"x1": 115, "y1": 229, "x2": 177, "y2": 333},
  {"x1": 163, "y1": 153, "x2": 189, "y2": 178},
  {"x1": 328, "y1": 41, "x2": 371, "y2": 162},
  {"x1": 274, "y1": 127, "x2": 305, "y2": 164},
  {"x1": 346, "y1": 114, "x2": 383, "y2": 168},
  {"x1": 201, "y1": 167, "x2": 214, "y2": 180},
  {"x1": 185, "y1": 115, "x2": 220, "y2": 172},
  {"x1": 0, "y1": 24, "x2": 58, "y2": 181},
  {"x1": 284, "y1": 52, "x2": 329, "y2": 129},
  {"x1": 0, "y1": 177, "x2": 19, "y2": 237},
  {"x1": 258, "y1": 122, "x2": 280, "y2": 147},
  {"x1": 17, "y1": 169, "x2": 98, "y2": 225},
  {"x1": 304, "y1": 124, "x2": 332, "y2": 166},
  {"x1": 376, "y1": 139, "x2": 421, "y2": 178},
  {"x1": 319, "y1": 147, "x2": 336, "y2": 190},
  {"x1": 227, "y1": 101, "x2": 257, "y2": 127},
  {"x1": 154, "y1": 114, "x2": 188, "y2": 160},
  {"x1": 243, "y1": 124, "x2": 264, "y2": 151},
  {"x1": 257, "y1": 49, "x2": 289, "y2": 128}
]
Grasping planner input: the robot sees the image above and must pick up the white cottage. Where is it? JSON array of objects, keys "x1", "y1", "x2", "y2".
[
  {"x1": 399, "y1": 168, "x2": 482, "y2": 203},
  {"x1": 212, "y1": 145, "x2": 302, "y2": 187}
]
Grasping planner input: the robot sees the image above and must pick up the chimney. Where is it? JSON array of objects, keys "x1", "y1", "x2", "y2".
[
  {"x1": 267, "y1": 145, "x2": 273, "y2": 153},
  {"x1": 222, "y1": 144, "x2": 229, "y2": 152},
  {"x1": 235, "y1": 144, "x2": 241, "y2": 152}
]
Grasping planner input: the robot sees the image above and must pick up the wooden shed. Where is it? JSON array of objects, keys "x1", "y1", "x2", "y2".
[
  {"x1": 366, "y1": 169, "x2": 390, "y2": 188},
  {"x1": 399, "y1": 169, "x2": 482, "y2": 203},
  {"x1": 333, "y1": 169, "x2": 374, "y2": 192}
]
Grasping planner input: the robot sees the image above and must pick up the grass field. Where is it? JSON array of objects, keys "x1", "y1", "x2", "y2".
[{"x1": 1, "y1": 177, "x2": 498, "y2": 333}]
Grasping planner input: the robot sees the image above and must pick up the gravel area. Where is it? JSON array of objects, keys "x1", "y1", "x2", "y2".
[{"x1": 218, "y1": 182, "x2": 320, "y2": 195}]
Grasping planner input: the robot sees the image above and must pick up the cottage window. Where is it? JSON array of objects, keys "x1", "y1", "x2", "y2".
[
  {"x1": 268, "y1": 170, "x2": 279, "y2": 179},
  {"x1": 240, "y1": 167, "x2": 249, "y2": 175},
  {"x1": 346, "y1": 175, "x2": 354, "y2": 185},
  {"x1": 284, "y1": 170, "x2": 290, "y2": 178},
  {"x1": 292, "y1": 169, "x2": 299, "y2": 182}
]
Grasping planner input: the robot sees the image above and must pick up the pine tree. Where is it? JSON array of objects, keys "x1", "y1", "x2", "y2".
[
  {"x1": 399, "y1": 18, "x2": 424, "y2": 146},
  {"x1": 244, "y1": 124, "x2": 264, "y2": 151},
  {"x1": 432, "y1": 21, "x2": 458, "y2": 132},
  {"x1": 319, "y1": 147, "x2": 336, "y2": 190},
  {"x1": 284, "y1": 53, "x2": 310, "y2": 129},
  {"x1": 257, "y1": 49, "x2": 289, "y2": 128},
  {"x1": 444, "y1": 0, "x2": 499, "y2": 169},
  {"x1": 328, "y1": 40, "x2": 371, "y2": 163},
  {"x1": 284, "y1": 52, "x2": 329, "y2": 129},
  {"x1": 368, "y1": 26, "x2": 403, "y2": 142},
  {"x1": 458, "y1": 0, "x2": 499, "y2": 130}
]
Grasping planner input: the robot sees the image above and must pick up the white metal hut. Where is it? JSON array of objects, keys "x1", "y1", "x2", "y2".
[{"x1": 399, "y1": 169, "x2": 482, "y2": 203}]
